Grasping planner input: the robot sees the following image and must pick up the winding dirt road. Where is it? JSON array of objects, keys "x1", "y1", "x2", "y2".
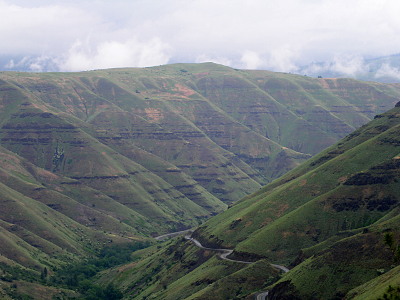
[
  {"x1": 184, "y1": 234, "x2": 253, "y2": 264},
  {"x1": 184, "y1": 234, "x2": 289, "y2": 300},
  {"x1": 256, "y1": 291, "x2": 269, "y2": 300},
  {"x1": 155, "y1": 231, "x2": 289, "y2": 300},
  {"x1": 184, "y1": 234, "x2": 289, "y2": 272},
  {"x1": 270, "y1": 263, "x2": 290, "y2": 273}
]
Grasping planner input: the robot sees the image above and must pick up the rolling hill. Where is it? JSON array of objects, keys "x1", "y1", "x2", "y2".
[
  {"x1": 0, "y1": 63, "x2": 400, "y2": 298},
  {"x1": 101, "y1": 101, "x2": 400, "y2": 299}
]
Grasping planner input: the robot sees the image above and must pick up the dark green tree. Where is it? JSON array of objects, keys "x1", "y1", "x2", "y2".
[
  {"x1": 40, "y1": 267, "x2": 48, "y2": 281},
  {"x1": 384, "y1": 232, "x2": 395, "y2": 250}
]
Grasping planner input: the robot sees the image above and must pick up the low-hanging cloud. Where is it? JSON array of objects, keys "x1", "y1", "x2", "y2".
[
  {"x1": 302, "y1": 55, "x2": 368, "y2": 77},
  {"x1": 240, "y1": 51, "x2": 263, "y2": 70},
  {"x1": 60, "y1": 38, "x2": 171, "y2": 71},
  {"x1": 375, "y1": 63, "x2": 400, "y2": 80},
  {"x1": 2, "y1": 0, "x2": 400, "y2": 76}
]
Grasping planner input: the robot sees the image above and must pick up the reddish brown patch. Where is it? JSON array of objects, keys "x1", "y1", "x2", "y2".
[
  {"x1": 173, "y1": 84, "x2": 196, "y2": 98},
  {"x1": 276, "y1": 203, "x2": 289, "y2": 217},
  {"x1": 299, "y1": 179, "x2": 307, "y2": 186},
  {"x1": 194, "y1": 72, "x2": 210, "y2": 78},
  {"x1": 261, "y1": 217, "x2": 273, "y2": 226},
  {"x1": 245, "y1": 220, "x2": 253, "y2": 227},
  {"x1": 282, "y1": 231, "x2": 295, "y2": 238},
  {"x1": 144, "y1": 108, "x2": 163, "y2": 122},
  {"x1": 319, "y1": 78, "x2": 339, "y2": 89},
  {"x1": 362, "y1": 187, "x2": 374, "y2": 197},
  {"x1": 35, "y1": 168, "x2": 60, "y2": 181}
]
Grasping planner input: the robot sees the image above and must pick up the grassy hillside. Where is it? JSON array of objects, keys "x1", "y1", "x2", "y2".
[
  {"x1": 268, "y1": 210, "x2": 400, "y2": 299},
  {"x1": 103, "y1": 102, "x2": 400, "y2": 299},
  {"x1": 0, "y1": 63, "x2": 400, "y2": 298},
  {"x1": 194, "y1": 103, "x2": 400, "y2": 259}
]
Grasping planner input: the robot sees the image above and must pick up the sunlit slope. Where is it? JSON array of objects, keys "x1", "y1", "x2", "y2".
[{"x1": 195, "y1": 103, "x2": 400, "y2": 264}]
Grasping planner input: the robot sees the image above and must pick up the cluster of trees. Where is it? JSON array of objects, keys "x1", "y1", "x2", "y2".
[
  {"x1": 378, "y1": 285, "x2": 400, "y2": 300},
  {"x1": 381, "y1": 233, "x2": 400, "y2": 300},
  {"x1": 384, "y1": 232, "x2": 400, "y2": 262},
  {"x1": 52, "y1": 241, "x2": 151, "y2": 299}
]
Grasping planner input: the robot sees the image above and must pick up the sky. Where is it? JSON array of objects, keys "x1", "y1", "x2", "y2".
[{"x1": 1, "y1": 0, "x2": 400, "y2": 77}]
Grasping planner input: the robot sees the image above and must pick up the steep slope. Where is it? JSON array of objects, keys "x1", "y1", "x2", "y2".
[
  {"x1": 346, "y1": 258, "x2": 400, "y2": 299},
  {"x1": 1, "y1": 63, "x2": 399, "y2": 205},
  {"x1": 0, "y1": 144, "x2": 138, "y2": 265},
  {"x1": 0, "y1": 64, "x2": 400, "y2": 298},
  {"x1": 0, "y1": 78, "x2": 225, "y2": 232},
  {"x1": 103, "y1": 102, "x2": 400, "y2": 299},
  {"x1": 268, "y1": 209, "x2": 400, "y2": 299},
  {"x1": 192, "y1": 103, "x2": 400, "y2": 264}
]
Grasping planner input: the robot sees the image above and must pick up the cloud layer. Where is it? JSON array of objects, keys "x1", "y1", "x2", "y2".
[{"x1": 2, "y1": 0, "x2": 400, "y2": 75}]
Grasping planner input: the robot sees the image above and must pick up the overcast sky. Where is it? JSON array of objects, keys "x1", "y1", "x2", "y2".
[{"x1": 1, "y1": 0, "x2": 400, "y2": 74}]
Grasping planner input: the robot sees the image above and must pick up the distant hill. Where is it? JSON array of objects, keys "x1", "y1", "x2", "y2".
[
  {"x1": 103, "y1": 102, "x2": 400, "y2": 299},
  {"x1": 4, "y1": 53, "x2": 400, "y2": 83}
]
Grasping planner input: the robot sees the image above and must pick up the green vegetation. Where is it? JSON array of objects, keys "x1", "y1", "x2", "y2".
[
  {"x1": 377, "y1": 285, "x2": 400, "y2": 300},
  {"x1": 96, "y1": 237, "x2": 281, "y2": 299},
  {"x1": 1, "y1": 63, "x2": 400, "y2": 298},
  {"x1": 384, "y1": 232, "x2": 400, "y2": 262},
  {"x1": 0, "y1": 241, "x2": 150, "y2": 299},
  {"x1": 54, "y1": 241, "x2": 150, "y2": 286},
  {"x1": 102, "y1": 102, "x2": 400, "y2": 299}
]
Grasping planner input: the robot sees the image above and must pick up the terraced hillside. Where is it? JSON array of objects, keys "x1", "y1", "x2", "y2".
[
  {"x1": 1, "y1": 63, "x2": 399, "y2": 206},
  {"x1": 102, "y1": 102, "x2": 400, "y2": 299},
  {"x1": 0, "y1": 63, "x2": 400, "y2": 298}
]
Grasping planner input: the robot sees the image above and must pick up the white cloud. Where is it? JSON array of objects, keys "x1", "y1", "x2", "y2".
[
  {"x1": 329, "y1": 55, "x2": 368, "y2": 76},
  {"x1": 60, "y1": 38, "x2": 171, "y2": 71},
  {"x1": 265, "y1": 46, "x2": 300, "y2": 73},
  {"x1": 375, "y1": 63, "x2": 400, "y2": 80},
  {"x1": 28, "y1": 55, "x2": 56, "y2": 72},
  {"x1": 240, "y1": 51, "x2": 263, "y2": 70},
  {"x1": 1, "y1": 0, "x2": 400, "y2": 72},
  {"x1": 4, "y1": 59, "x2": 15, "y2": 69},
  {"x1": 0, "y1": 1, "x2": 101, "y2": 55},
  {"x1": 4, "y1": 56, "x2": 58, "y2": 72},
  {"x1": 299, "y1": 55, "x2": 369, "y2": 78}
]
